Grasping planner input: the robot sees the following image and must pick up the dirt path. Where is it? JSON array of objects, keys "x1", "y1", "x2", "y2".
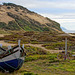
[
  {"x1": 0, "y1": 34, "x2": 10, "y2": 37},
  {"x1": 25, "y1": 44, "x2": 64, "y2": 53},
  {"x1": 0, "y1": 40, "x2": 63, "y2": 53},
  {"x1": 0, "y1": 34, "x2": 16, "y2": 46},
  {"x1": 0, "y1": 41, "x2": 16, "y2": 46},
  {"x1": 0, "y1": 34, "x2": 64, "y2": 53},
  {"x1": 0, "y1": 34, "x2": 5, "y2": 37}
]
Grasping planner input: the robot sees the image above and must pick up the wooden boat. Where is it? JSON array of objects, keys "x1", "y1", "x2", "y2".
[{"x1": 0, "y1": 40, "x2": 26, "y2": 72}]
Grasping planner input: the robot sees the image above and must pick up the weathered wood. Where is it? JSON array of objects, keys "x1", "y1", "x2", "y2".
[{"x1": 65, "y1": 38, "x2": 67, "y2": 55}]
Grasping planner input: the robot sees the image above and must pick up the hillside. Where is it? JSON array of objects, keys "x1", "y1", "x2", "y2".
[{"x1": 0, "y1": 3, "x2": 62, "y2": 33}]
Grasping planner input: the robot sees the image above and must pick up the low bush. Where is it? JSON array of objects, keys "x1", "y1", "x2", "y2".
[
  {"x1": 30, "y1": 41, "x2": 39, "y2": 44},
  {"x1": 24, "y1": 72, "x2": 37, "y2": 75},
  {"x1": 25, "y1": 46, "x2": 48, "y2": 55},
  {"x1": 43, "y1": 42, "x2": 72, "y2": 50},
  {"x1": 25, "y1": 54, "x2": 57, "y2": 62}
]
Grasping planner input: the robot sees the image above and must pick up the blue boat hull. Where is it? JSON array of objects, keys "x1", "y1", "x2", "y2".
[{"x1": 0, "y1": 58, "x2": 24, "y2": 72}]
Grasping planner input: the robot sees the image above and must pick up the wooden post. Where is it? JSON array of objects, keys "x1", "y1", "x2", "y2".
[
  {"x1": 64, "y1": 37, "x2": 67, "y2": 60},
  {"x1": 65, "y1": 37, "x2": 67, "y2": 55}
]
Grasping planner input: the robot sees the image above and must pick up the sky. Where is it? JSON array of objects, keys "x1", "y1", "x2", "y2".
[{"x1": 0, "y1": 0, "x2": 75, "y2": 32}]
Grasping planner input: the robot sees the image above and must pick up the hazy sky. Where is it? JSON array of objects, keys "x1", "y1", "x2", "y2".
[{"x1": 0, "y1": 0, "x2": 75, "y2": 30}]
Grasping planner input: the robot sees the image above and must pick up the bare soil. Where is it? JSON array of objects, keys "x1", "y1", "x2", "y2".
[{"x1": 0, "y1": 34, "x2": 64, "y2": 53}]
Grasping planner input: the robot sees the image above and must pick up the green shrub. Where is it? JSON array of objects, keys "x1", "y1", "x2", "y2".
[
  {"x1": 25, "y1": 46, "x2": 48, "y2": 55},
  {"x1": 49, "y1": 59, "x2": 59, "y2": 63},
  {"x1": 25, "y1": 54, "x2": 57, "y2": 62},
  {"x1": 43, "y1": 42, "x2": 71, "y2": 50},
  {"x1": 0, "y1": 22, "x2": 7, "y2": 29},
  {"x1": 25, "y1": 55, "x2": 49, "y2": 62},
  {"x1": 24, "y1": 72, "x2": 37, "y2": 75},
  {"x1": 45, "y1": 46, "x2": 55, "y2": 50},
  {"x1": 49, "y1": 55, "x2": 57, "y2": 60},
  {"x1": 43, "y1": 27, "x2": 50, "y2": 31},
  {"x1": 30, "y1": 41, "x2": 39, "y2": 44}
]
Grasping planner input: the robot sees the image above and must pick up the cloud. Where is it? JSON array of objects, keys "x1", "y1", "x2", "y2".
[
  {"x1": 40, "y1": 13, "x2": 75, "y2": 30},
  {"x1": 19, "y1": 1, "x2": 75, "y2": 9},
  {"x1": 1, "y1": 0, "x2": 75, "y2": 9},
  {"x1": 61, "y1": 22, "x2": 75, "y2": 30},
  {"x1": 41, "y1": 13, "x2": 75, "y2": 20},
  {"x1": 53, "y1": 19, "x2": 75, "y2": 30}
]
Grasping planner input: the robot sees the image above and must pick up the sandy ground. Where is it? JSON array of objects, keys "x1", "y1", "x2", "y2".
[
  {"x1": 0, "y1": 41, "x2": 16, "y2": 46},
  {"x1": 0, "y1": 34, "x2": 16, "y2": 46},
  {"x1": 25, "y1": 44, "x2": 64, "y2": 53},
  {"x1": 0, "y1": 34, "x2": 64, "y2": 53},
  {"x1": 0, "y1": 34, "x2": 5, "y2": 37}
]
